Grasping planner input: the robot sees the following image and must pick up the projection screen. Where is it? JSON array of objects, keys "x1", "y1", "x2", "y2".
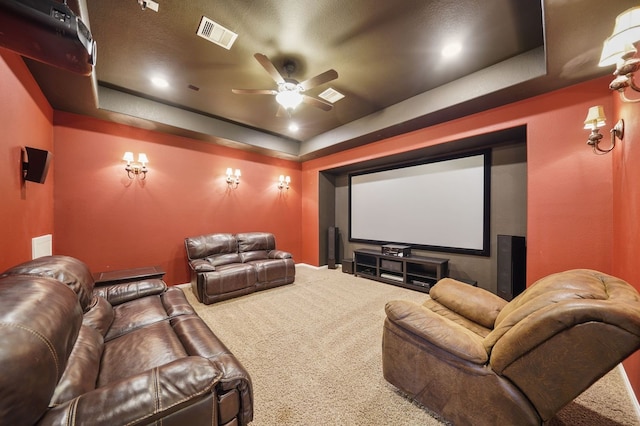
[{"x1": 349, "y1": 150, "x2": 490, "y2": 256}]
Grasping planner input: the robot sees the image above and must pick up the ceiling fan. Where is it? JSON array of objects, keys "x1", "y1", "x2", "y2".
[{"x1": 232, "y1": 53, "x2": 338, "y2": 116}]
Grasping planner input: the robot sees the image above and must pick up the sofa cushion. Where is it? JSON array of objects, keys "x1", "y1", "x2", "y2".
[
  {"x1": 202, "y1": 263, "x2": 257, "y2": 295},
  {"x1": 105, "y1": 294, "x2": 169, "y2": 341},
  {"x1": 186, "y1": 233, "x2": 238, "y2": 259},
  {"x1": 99, "y1": 320, "x2": 188, "y2": 387},
  {"x1": 236, "y1": 232, "x2": 276, "y2": 252},
  {"x1": 0, "y1": 255, "x2": 95, "y2": 311},
  {"x1": 0, "y1": 275, "x2": 83, "y2": 425},
  {"x1": 83, "y1": 295, "x2": 114, "y2": 337},
  {"x1": 49, "y1": 325, "x2": 103, "y2": 406}
]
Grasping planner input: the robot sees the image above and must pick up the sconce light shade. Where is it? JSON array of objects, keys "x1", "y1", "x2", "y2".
[
  {"x1": 599, "y1": 7, "x2": 640, "y2": 67},
  {"x1": 226, "y1": 168, "x2": 241, "y2": 188},
  {"x1": 277, "y1": 175, "x2": 291, "y2": 190},
  {"x1": 583, "y1": 106, "x2": 607, "y2": 130},
  {"x1": 123, "y1": 152, "x2": 148, "y2": 179},
  {"x1": 583, "y1": 106, "x2": 624, "y2": 154},
  {"x1": 600, "y1": 7, "x2": 640, "y2": 102}
]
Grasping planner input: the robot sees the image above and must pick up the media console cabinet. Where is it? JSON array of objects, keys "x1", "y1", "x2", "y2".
[{"x1": 353, "y1": 248, "x2": 449, "y2": 293}]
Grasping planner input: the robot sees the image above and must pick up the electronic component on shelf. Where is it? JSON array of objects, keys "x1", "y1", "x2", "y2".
[{"x1": 381, "y1": 244, "x2": 411, "y2": 257}]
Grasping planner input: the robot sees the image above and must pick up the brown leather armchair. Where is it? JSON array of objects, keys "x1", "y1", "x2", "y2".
[
  {"x1": 383, "y1": 269, "x2": 640, "y2": 425},
  {"x1": 0, "y1": 255, "x2": 253, "y2": 426}
]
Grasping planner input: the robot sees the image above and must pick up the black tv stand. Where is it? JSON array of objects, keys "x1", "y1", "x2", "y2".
[{"x1": 353, "y1": 248, "x2": 449, "y2": 293}]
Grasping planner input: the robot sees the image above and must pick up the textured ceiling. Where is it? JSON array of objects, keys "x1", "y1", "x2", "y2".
[{"x1": 6, "y1": 0, "x2": 638, "y2": 160}]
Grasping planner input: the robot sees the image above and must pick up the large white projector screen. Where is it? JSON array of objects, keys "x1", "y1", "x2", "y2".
[{"x1": 349, "y1": 151, "x2": 490, "y2": 255}]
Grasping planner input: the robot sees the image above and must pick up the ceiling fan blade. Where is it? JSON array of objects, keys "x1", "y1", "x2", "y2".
[
  {"x1": 254, "y1": 53, "x2": 286, "y2": 85},
  {"x1": 299, "y1": 69, "x2": 338, "y2": 91},
  {"x1": 276, "y1": 105, "x2": 289, "y2": 118},
  {"x1": 302, "y1": 95, "x2": 333, "y2": 111},
  {"x1": 232, "y1": 89, "x2": 278, "y2": 95}
]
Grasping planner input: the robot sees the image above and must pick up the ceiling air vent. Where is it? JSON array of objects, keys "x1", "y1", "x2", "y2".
[
  {"x1": 319, "y1": 87, "x2": 345, "y2": 103},
  {"x1": 196, "y1": 16, "x2": 238, "y2": 50}
]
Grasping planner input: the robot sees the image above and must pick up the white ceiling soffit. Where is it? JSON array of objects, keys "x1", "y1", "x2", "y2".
[{"x1": 196, "y1": 16, "x2": 238, "y2": 50}]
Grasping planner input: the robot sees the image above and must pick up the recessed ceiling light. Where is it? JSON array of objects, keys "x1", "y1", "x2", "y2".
[
  {"x1": 151, "y1": 77, "x2": 169, "y2": 88},
  {"x1": 441, "y1": 42, "x2": 462, "y2": 58},
  {"x1": 289, "y1": 123, "x2": 299, "y2": 132}
]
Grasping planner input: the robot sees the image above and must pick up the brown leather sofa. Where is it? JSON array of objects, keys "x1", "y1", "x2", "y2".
[
  {"x1": 383, "y1": 269, "x2": 640, "y2": 425},
  {"x1": 0, "y1": 255, "x2": 253, "y2": 426},
  {"x1": 185, "y1": 232, "x2": 295, "y2": 304}
]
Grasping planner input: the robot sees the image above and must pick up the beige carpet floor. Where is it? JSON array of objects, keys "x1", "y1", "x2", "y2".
[{"x1": 182, "y1": 266, "x2": 640, "y2": 425}]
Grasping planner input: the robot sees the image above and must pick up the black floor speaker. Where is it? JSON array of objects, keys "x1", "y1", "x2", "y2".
[
  {"x1": 327, "y1": 226, "x2": 339, "y2": 269},
  {"x1": 497, "y1": 235, "x2": 526, "y2": 301}
]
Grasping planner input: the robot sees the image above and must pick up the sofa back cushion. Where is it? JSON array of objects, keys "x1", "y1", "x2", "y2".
[
  {"x1": 237, "y1": 232, "x2": 275, "y2": 262},
  {"x1": 0, "y1": 275, "x2": 83, "y2": 425},
  {"x1": 485, "y1": 269, "x2": 640, "y2": 353},
  {"x1": 185, "y1": 233, "x2": 241, "y2": 265},
  {"x1": 0, "y1": 255, "x2": 95, "y2": 311}
]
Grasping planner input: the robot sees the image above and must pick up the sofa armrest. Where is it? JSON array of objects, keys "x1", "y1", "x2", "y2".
[
  {"x1": 385, "y1": 300, "x2": 488, "y2": 364},
  {"x1": 429, "y1": 278, "x2": 507, "y2": 328},
  {"x1": 269, "y1": 249, "x2": 292, "y2": 259},
  {"x1": 37, "y1": 357, "x2": 221, "y2": 426},
  {"x1": 92, "y1": 279, "x2": 166, "y2": 306},
  {"x1": 189, "y1": 258, "x2": 216, "y2": 272}
]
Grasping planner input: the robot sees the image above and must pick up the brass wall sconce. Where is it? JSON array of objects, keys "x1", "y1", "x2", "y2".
[
  {"x1": 277, "y1": 175, "x2": 291, "y2": 190},
  {"x1": 599, "y1": 7, "x2": 640, "y2": 102},
  {"x1": 584, "y1": 106, "x2": 624, "y2": 154},
  {"x1": 226, "y1": 168, "x2": 241, "y2": 188},
  {"x1": 123, "y1": 152, "x2": 148, "y2": 179}
]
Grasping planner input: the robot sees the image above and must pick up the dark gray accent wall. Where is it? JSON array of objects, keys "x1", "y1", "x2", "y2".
[{"x1": 330, "y1": 141, "x2": 526, "y2": 293}]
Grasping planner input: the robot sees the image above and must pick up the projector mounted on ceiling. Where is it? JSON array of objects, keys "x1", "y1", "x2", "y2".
[
  {"x1": 137, "y1": 0, "x2": 158, "y2": 12},
  {"x1": 0, "y1": 0, "x2": 96, "y2": 75}
]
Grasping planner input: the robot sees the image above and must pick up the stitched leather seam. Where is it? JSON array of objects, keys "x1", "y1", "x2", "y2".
[
  {"x1": 0, "y1": 322, "x2": 59, "y2": 379},
  {"x1": 123, "y1": 371, "x2": 222, "y2": 426}
]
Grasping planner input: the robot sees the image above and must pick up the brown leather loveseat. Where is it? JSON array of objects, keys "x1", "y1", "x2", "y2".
[
  {"x1": 0, "y1": 255, "x2": 253, "y2": 426},
  {"x1": 383, "y1": 269, "x2": 640, "y2": 425},
  {"x1": 185, "y1": 232, "x2": 295, "y2": 304}
]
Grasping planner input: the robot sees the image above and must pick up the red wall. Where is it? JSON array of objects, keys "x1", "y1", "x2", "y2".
[
  {"x1": 302, "y1": 78, "x2": 614, "y2": 285},
  {"x1": 613, "y1": 91, "x2": 640, "y2": 398},
  {"x1": 0, "y1": 49, "x2": 54, "y2": 270},
  {"x1": 53, "y1": 113, "x2": 302, "y2": 285}
]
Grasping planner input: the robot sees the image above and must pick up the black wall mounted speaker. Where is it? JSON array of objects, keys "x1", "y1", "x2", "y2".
[
  {"x1": 497, "y1": 235, "x2": 526, "y2": 301},
  {"x1": 22, "y1": 146, "x2": 51, "y2": 184},
  {"x1": 328, "y1": 226, "x2": 339, "y2": 269}
]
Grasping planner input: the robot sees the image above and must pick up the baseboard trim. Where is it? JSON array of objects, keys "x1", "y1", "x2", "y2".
[
  {"x1": 296, "y1": 263, "x2": 327, "y2": 270},
  {"x1": 618, "y1": 363, "x2": 640, "y2": 420}
]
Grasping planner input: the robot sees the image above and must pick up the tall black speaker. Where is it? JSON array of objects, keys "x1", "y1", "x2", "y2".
[
  {"x1": 497, "y1": 235, "x2": 526, "y2": 301},
  {"x1": 327, "y1": 226, "x2": 339, "y2": 269}
]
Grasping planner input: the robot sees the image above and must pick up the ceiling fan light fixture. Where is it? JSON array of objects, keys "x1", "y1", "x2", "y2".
[{"x1": 276, "y1": 90, "x2": 303, "y2": 110}]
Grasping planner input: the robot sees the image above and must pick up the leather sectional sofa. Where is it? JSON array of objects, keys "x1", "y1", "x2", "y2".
[
  {"x1": 0, "y1": 255, "x2": 253, "y2": 426},
  {"x1": 383, "y1": 269, "x2": 640, "y2": 425},
  {"x1": 185, "y1": 232, "x2": 295, "y2": 305}
]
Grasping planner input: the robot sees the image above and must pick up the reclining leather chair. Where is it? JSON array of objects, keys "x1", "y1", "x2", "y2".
[{"x1": 383, "y1": 269, "x2": 640, "y2": 425}]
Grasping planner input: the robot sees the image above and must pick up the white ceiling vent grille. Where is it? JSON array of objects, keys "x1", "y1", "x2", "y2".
[
  {"x1": 196, "y1": 16, "x2": 238, "y2": 50},
  {"x1": 319, "y1": 87, "x2": 345, "y2": 103}
]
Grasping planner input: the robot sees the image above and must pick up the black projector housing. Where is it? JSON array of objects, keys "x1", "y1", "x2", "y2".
[{"x1": 0, "y1": 0, "x2": 96, "y2": 75}]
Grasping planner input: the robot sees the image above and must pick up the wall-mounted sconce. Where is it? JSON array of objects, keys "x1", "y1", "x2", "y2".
[
  {"x1": 584, "y1": 106, "x2": 624, "y2": 154},
  {"x1": 226, "y1": 168, "x2": 241, "y2": 188},
  {"x1": 277, "y1": 175, "x2": 291, "y2": 190},
  {"x1": 123, "y1": 152, "x2": 148, "y2": 179},
  {"x1": 599, "y1": 7, "x2": 640, "y2": 102}
]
